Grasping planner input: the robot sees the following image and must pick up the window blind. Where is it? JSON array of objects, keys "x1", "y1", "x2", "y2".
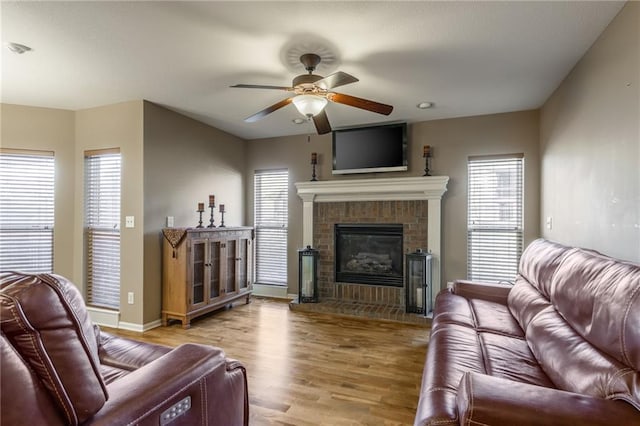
[
  {"x1": 254, "y1": 169, "x2": 288, "y2": 286},
  {"x1": 467, "y1": 155, "x2": 524, "y2": 283},
  {"x1": 85, "y1": 149, "x2": 121, "y2": 309},
  {"x1": 0, "y1": 150, "x2": 54, "y2": 273}
]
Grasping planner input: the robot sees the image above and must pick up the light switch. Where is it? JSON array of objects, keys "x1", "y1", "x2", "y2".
[
  {"x1": 167, "y1": 216, "x2": 174, "y2": 227},
  {"x1": 546, "y1": 216, "x2": 553, "y2": 230},
  {"x1": 125, "y1": 216, "x2": 135, "y2": 228}
]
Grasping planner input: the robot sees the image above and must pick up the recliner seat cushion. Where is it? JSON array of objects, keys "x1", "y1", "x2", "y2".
[{"x1": 0, "y1": 273, "x2": 108, "y2": 424}]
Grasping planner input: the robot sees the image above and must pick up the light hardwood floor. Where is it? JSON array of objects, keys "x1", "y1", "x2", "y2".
[{"x1": 105, "y1": 298, "x2": 430, "y2": 426}]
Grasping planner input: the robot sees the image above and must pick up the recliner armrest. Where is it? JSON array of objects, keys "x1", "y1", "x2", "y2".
[
  {"x1": 457, "y1": 372, "x2": 639, "y2": 426},
  {"x1": 452, "y1": 280, "x2": 512, "y2": 305},
  {"x1": 98, "y1": 331, "x2": 172, "y2": 371},
  {"x1": 88, "y1": 343, "x2": 248, "y2": 426}
]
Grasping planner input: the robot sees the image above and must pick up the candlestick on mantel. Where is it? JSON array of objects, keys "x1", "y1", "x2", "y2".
[
  {"x1": 197, "y1": 202, "x2": 205, "y2": 212},
  {"x1": 423, "y1": 145, "x2": 432, "y2": 176},
  {"x1": 208, "y1": 195, "x2": 215, "y2": 208},
  {"x1": 219, "y1": 204, "x2": 225, "y2": 213}
]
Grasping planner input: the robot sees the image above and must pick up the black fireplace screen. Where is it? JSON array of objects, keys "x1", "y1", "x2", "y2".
[{"x1": 335, "y1": 224, "x2": 403, "y2": 287}]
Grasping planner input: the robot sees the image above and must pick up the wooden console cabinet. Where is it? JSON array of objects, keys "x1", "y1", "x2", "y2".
[{"x1": 162, "y1": 227, "x2": 253, "y2": 328}]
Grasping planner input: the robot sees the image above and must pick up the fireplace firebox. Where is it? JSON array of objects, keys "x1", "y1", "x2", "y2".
[{"x1": 334, "y1": 224, "x2": 403, "y2": 287}]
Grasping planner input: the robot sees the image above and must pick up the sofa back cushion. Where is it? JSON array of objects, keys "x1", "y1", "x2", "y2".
[
  {"x1": 1, "y1": 333, "x2": 66, "y2": 425},
  {"x1": 508, "y1": 239, "x2": 571, "y2": 329},
  {"x1": 551, "y1": 249, "x2": 640, "y2": 371},
  {"x1": 0, "y1": 272, "x2": 108, "y2": 424},
  {"x1": 508, "y1": 240, "x2": 640, "y2": 409}
]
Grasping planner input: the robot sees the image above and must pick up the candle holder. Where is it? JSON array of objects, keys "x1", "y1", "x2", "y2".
[
  {"x1": 207, "y1": 205, "x2": 216, "y2": 228},
  {"x1": 196, "y1": 205, "x2": 204, "y2": 228},
  {"x1": 310, "y1": 152, "x2": 318, "y2": 182},
  {"x1": 423, "y1": 145, "x2": 432, "y2": 176},
  {"x1": 219, "y1": 204, "x2": 226, "y2": 228}
]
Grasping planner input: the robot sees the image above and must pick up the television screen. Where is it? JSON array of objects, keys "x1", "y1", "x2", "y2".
[{"x1": 332, "y1": 122, "x2": 407, "y2": 175}]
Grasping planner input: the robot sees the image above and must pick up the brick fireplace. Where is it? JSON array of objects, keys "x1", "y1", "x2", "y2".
[{"x1": 296, "y1": 176, "x2": 449, "y2": 314}]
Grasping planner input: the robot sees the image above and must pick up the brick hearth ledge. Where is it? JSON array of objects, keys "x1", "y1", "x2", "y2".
[{"x1": 295, "y1": 176, "x2": 449, "y2": 306}]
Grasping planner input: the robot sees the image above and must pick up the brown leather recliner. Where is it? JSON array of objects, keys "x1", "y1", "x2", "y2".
[
  {"x1": 415, "y1": 239, "x2": 640, "y2": 425},
  {"x1": 0, "y1": 272, "x2": 249, "y2": 425}
]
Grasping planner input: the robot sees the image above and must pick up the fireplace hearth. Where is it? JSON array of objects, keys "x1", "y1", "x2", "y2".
[{"x1": 335, "y1": 224, "x2": 403, "y2": 287}]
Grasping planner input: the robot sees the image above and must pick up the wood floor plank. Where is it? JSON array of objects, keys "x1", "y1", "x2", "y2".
[{"x1": 104, "y1": 297, "x2": 429, "y2": 425}]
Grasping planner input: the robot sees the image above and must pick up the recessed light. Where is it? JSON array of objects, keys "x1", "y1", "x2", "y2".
[
  {"x1": 6, "y1": 42, "x2": 32, "y2": 54},
  {"x1": 292, "y1": 118, "x2": 305, "y2": 124},
  {"x1": 417, "y1": 102, "x2": 433, "y2": 109}
]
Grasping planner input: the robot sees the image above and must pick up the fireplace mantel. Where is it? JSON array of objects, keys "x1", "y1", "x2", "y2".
[{"x1": 295, "y1": 176, "x2": 449, "y2": 297}]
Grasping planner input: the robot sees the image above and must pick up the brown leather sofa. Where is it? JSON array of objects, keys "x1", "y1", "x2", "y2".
[
  {"x1": 1, "y1": 272, "x2": 249, "y2": 425},
  {"x1": 415, "y1": 239, "x2": 640, "y2": 425}
]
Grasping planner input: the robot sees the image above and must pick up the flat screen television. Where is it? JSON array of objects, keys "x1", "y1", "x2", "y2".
[{"x1": 332, "y1": 122, "x2": 407, "y2": 175}]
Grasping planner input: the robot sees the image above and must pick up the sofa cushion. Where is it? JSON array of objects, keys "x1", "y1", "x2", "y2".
[
  {"x1": 526, "y1": 305, "x2": 640, "y2": 409},
  {"x1": 550, "y1": 249, "x2": 640, "y2": 371},
  {"x1": 1, "y1": 333, "x2": 66, "y2": 425},
  {"x1": 0, "y1": 273, "x2": 108, "y2": 424}
]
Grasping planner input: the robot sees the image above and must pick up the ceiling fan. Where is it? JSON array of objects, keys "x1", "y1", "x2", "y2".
[{"x1": 231, "y1": 53, "x2": 393, "y2": 135}]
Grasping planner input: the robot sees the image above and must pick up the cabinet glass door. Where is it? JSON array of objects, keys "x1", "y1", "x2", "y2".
[
  {"x1": 209, "y1": 240, "x2": 221, "y2": 299},
  {"x1": 226, "y1": 239, "x2": 237, "y2": 294},
  {"x1": 238, "y1": 238, "x2": 248, "y2": 291},
  {"x1": 191, "y1": 240, "x2": 206, "y2": 306}
]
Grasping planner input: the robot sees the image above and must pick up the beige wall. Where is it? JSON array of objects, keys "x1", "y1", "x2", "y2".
[
  {"x1": 540, "y1": 2, "x2": 639, "y2": 262},
  {"x1": 75, "y1": 101, "x2": 145, "y2": 325},
  {"x1": 247, "y1": 110, "x2": 540, "y2": 293},
  {"x1": 0, "y1": 104, "x2": 76, "y2": 279},
  {"x1": 143, "y1": 102, "x2": 247, "y2": 323}
]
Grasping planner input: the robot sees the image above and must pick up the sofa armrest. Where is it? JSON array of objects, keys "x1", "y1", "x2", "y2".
[
  {"x1": 452, "y1": 280, "x2": 512, "y2": 305},
  {"x1": 88, "y1": 343, "x2": 248, "y2": 426},
  {"x1": 98, "y1": 330, "x2": 172, "y2": 371},
  {"x1": 457, "y1": 372, "x2": 639, "y2": 426}
]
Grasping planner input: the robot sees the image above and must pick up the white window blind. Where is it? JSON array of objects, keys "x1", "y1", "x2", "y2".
[
  {"x1": 0, "y1": 149, "x2": 54, "y2": 273},
  {"x1": 254, "y1": 169, "x2": 288, "y2": 286},
  {"x1": 467, "y1": 154, "x2": 524, "y2": 283},
  {"x1": 85, "y1": 149, "x2": 121, "y2": 309}
]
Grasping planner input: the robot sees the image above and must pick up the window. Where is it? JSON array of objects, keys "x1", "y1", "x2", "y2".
[
  {"x1": 85, "y1": 149, "x2": 121, "y2": 309},
  {"x1": 254, "y1": 169, "x2": 288, "y2": 286},
  {"x1": 0, "y1": 149, "x2": 54, "y2": 273},
  {"x1": 467, "y1": 154, "x2": 524, "y2": 283}
]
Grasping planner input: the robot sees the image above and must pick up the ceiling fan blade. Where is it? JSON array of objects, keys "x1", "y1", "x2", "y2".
[
  {"x1": 231, "y1": 84, "x2": 293, "y2": 91},
  {"x1": 327, "y1": 92, "x2": 393, "y2": 115},
  {"x1": 244, "y1": 97, "x2": 293, "y2": 123},
  {"x1": 312, "y1": 110, "x2": 332, "y2": 135},
  {"x1": 315, "y1": 72, "x2": 359, "y2": 90}
]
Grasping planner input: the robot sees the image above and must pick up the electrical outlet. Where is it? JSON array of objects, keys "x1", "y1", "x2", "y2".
[
  {"x1": 546, "y1": 216, "x2": 553, "y2": 230},
  {"x1": 167, "y1": 216, "x2": 174, "y2": 227},
  {"x1": 127, "y1": 292, "x2": 134, "y2": 304},
  {"x1": 125, "y1": 216, "x2": 135, "y2": 228}
]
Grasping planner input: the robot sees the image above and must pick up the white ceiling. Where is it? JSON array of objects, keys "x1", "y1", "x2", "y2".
[{"x1": 1, "y1": 1, "x2": 625, "y2": 140}]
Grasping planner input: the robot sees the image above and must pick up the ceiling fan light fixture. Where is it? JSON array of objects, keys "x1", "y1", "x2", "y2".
[{"x1": 292, "y1": 94, "x2": 327, "y2": 117}]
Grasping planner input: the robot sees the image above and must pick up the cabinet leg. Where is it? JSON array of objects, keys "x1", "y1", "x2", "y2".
[
  {"x1": 162, "y1": 314, "x2": 168, "y2": 327},
  {"x1": 182, "y1": 319, "x2": 191, "y2": 329},
  {"x1": 246, "y1": 294, "x2": 251, "y2": 304}
]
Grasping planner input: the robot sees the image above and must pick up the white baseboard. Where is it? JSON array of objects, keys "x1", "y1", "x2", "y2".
[
  {"x1": 252, "y1": 283, "x2": 290, "y2": 299},
  {"x1": 119, "y1": 319, "x2": 162, "y2": 332},
  {"x1": 87, "y1": 306, "x2": 119, "y2": 328},
  {"x1": 87, "y1": 306, "x2": 162, "y2": 331}
]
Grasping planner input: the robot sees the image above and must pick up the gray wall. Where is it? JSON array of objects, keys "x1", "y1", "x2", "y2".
[
  {"x1": 143, "y1": 102, "x2": 247, "y2": 323},
  {"x1": 246, "y1": 110, "x2": 541, "y2": 294},
  {"x1": 540, "y1": 2, "x2": 639, "y2": 262}
]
